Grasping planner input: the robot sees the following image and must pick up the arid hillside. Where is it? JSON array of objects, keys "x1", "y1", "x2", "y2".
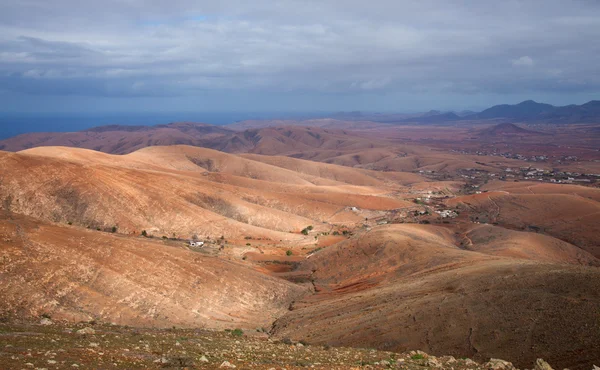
[
  {"x1": 0, "y1": 145, "x2": 421, "y2": 240},
  {"x1": 447, "y1": 184, "x2": 600, "y2": 258},
  {"x1": 0, "y1": 213, "x2": 305, "y2": 329},
  {"x1": 0, "y1": 133, "x2": 599, "y2": 369},
  {"x1": 271, "y1": 224, "x2": 600, "y2": 370}
]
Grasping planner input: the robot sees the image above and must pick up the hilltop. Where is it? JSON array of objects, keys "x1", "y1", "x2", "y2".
[{"x1": 478, "y1": 122, "x2": 544, "y2": 136}]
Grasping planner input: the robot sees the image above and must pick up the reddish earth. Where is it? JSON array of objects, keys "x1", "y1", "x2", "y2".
[{"x1": 0, "y1": 122, "x2": 599, "y2": 369}]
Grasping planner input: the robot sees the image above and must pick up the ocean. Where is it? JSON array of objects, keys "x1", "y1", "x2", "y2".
[{"x1": 0, "y1": 112, "x2": 324, "y2": 140}]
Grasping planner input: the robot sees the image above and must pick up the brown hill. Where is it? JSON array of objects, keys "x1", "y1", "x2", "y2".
[
  {"x1": 478, "y1": 122, "x2": 543, "y2": 136},
  {"x1": 271, "y1": 224, "x2": 600, "y2": 370},
  {"x1": 0, "y1": 122, "x2": 235, "y2": 154},
  {"x1": 0, "y1": 212, "x2": 305, "y2": 329},
  {"x1": 447, "y1": 190, "x2": 600, "y2": 258},
  {"x1": 0, "y1": 146, "x2": 420, "y2": 240}
]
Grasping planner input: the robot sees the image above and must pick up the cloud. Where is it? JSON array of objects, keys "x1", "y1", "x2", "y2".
[
  {"x1": 0, "y1": 0, "x2": 598, "y2": 111},
  {"x1": 512, "y1": 56, "x2": 535, "y2": 67}
]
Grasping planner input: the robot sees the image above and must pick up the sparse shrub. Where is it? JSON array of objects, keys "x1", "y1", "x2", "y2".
[
  {"x1": 111, "y1": 226, "x2": 117, "y2": 233},
  {"x1": 246, "y1": 243, "x2": 251, "y2": 246},
  {"x1": 411, "y1": 354, "x2": 425, "y2": 360},
  {"x1": 162, "y1": 236, "x2": 168, "y2": 239},
  {"x1": 332, "y1": 231, "x2": 340, "y2": 236},
  {"x1": 244, "y1": 236, "x2": 252, "y2": 239},
  {"x1": 307, "y1": 225, "x2": 313, "y2": 231},
  {"x1": 282, "y1": 337, "x2": 293, "y2": 345},
  {"x1": 242, "y1": 255, "x2": 247, "y2": 260},
  {"x1": 96, "y1": 227, "x2": 101, "y2": 231},
  {"x1": 301, "y1": 229, "x2": 309, "y2": 235},
  {"x1": 231, "y1": 328, "x2": 243, "y2": 337},
  {"x1": 141, "y1": 230, "x2": 148, "y2": 237},
  {"x1": 67, "y1": 222, "x2": 72, "y2": 225},
  {"x1": 286, "y1": 250, "x2": 293, "y2": 256}
]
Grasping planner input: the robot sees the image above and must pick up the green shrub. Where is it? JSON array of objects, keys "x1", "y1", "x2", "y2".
[
  {"x1": 286, "y1": 250, "x2": 293, "y2": 256},
  {"x1": 111, "y1": 226, "x2": 117, "y2": 233},
  {"x1": 231, "y1": 328, "x2": 243, "y2": 337},
  {"x1": 411, "y1": 354, "x2": 425, "y2": 360},
  {"x1": 141, "y1": 230, "x2": 148, "y2": 237}
]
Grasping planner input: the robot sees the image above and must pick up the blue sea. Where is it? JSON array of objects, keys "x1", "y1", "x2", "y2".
[{"x1": 0, "y1": 112, "x2": 326, "y2": 140}]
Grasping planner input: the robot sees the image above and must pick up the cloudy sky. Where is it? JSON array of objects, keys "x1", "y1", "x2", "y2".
[{"x1": 0, "y1": 0, "x2": 599, "y2": 113}]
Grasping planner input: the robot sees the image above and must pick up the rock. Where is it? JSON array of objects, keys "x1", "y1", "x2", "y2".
[
  {"x1": 440, "y1": 356, "x2": 457, "y2": 364},
  {"x1": 47, "y1": 360, "x2": 57, "y2": 364},
  {"x1": 296, "y1": 342, "x2": 304, "y2": 348},
  {"x1": 427, "y1": 357, "x2": 443, "y2": 368},
  {"x1": 71, "y1": 365, "x2": 80, "y2": 368},
  {"x1": 25, "y1": 364, "x2": 34, "y2": 368},
  {"x1": 76, "y1": 327, "x2": 95, "y2": 335},
  {"x1": 592, "y1": 366, "x2": 600, "y2": 370},
  {"x1": 89, "y1": 342, "x2": 99, "y2": 348},
  {"x1": 534, "y1": 359, "x2": 554, "y2": 370},
  {"x1": 199, "y1": 355, "x2": 209, "y2": 363},
  {"x1": 220, "y1": 361, "x2": 236, "y2": 368},
  {"x1": 40, "y1": 318, "x2": 53, "y2": 326},
  {"x1": 485, "y1": 358, "x2": 517, "y2": 370}
]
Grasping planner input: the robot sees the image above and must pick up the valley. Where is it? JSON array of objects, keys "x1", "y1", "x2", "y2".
[{"x1": 0, "y1": 120, "x2": 599, "y2": 369}]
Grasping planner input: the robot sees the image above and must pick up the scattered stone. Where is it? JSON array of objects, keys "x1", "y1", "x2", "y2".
[
  {"x1": 485, "y1": 358, "x2": 517, "y2": 370},
  {"x1": 25, "y1": 364, "x2": 34, "y2": 368},
  {"x1": 427, "y1": 357, "x2": 442, "y2": 368},
  {"x1": 47, "y1": 360, "x2": 57, "y2": 364},
  {"x1": 220, "y1": 360, "x2": 236, "y2": 368},
  {"x1": 89, "y1": 342, "x2": 99, "y2": 348},
  {"x1": 76, "y1": 327, "x2": 95, "y2": 335},
  {"x1": 71, "y1": 365, "x2": 79, "y2": 368},
  {"x1": 198, "y1": 355, "x2": 209, "y2": 363},
  {"x1": 40, "y1": 318, "x2": 53, "y2": 326},
  {"x1": 534, "y1": 358, "x2": 554, "y2": 370}
]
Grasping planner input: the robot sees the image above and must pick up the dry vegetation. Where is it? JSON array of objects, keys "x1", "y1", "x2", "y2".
[{"x1": 1, "y1": 121, "x2": 599, "y2": 369}]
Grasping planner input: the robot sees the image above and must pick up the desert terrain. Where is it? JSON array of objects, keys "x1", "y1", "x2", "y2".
[{"x1": 1, "y1": 119, "x2": 599, "y2": 369}]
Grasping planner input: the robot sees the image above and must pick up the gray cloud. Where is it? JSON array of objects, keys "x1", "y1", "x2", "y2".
[{"x1": 0, "y1": 0, "x2": 599, "y2": 111}]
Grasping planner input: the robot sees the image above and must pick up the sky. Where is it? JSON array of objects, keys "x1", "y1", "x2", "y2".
[{"x1": 0, "y1": 0, "x2": 599, "y2": 114}]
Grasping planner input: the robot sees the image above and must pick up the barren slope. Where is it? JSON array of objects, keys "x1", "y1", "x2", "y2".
[
  {"x1": 272, "y1": 224, "x2": 600, "y2": 370},
  {"x1": 447, "y1": 191, "x2": 600, "y2": 258},
  {"x1": 0, "y1": 213, "x2": 305, "y2": 329},
  {"x1": 0, "y1": 146, "x2": 418, "y2": 239}
]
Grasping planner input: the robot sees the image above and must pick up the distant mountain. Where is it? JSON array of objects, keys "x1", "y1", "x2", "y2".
[
  {"x1": 472, "y1": 100, "x2": 555, "y2": 120},
  {"x1": 454, "y1": 110, "x2": 477, "y2": 117},
  {"x1": 539, "y1": 100, "x2": 600, "y2": 123},
  {"x1": 0, "y1": 122, "x2": 235, "y2": 154},
  {"x1": 421, "y1": 110, "x2": 442, "y2": 117},
  {"x1": 478, "y1": 122, "x2": 544, "y2": 136},
  {"x1": 402, "y1": 111, "x2": 462, "y2": 123},
  {"x1": 465, "y1": 100, "x2": 600, "y2": 123}
]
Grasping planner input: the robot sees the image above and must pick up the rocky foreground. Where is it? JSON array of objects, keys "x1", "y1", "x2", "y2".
[{"x1": 0, "y1": 320, "x2": 588, "y2": 370}]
